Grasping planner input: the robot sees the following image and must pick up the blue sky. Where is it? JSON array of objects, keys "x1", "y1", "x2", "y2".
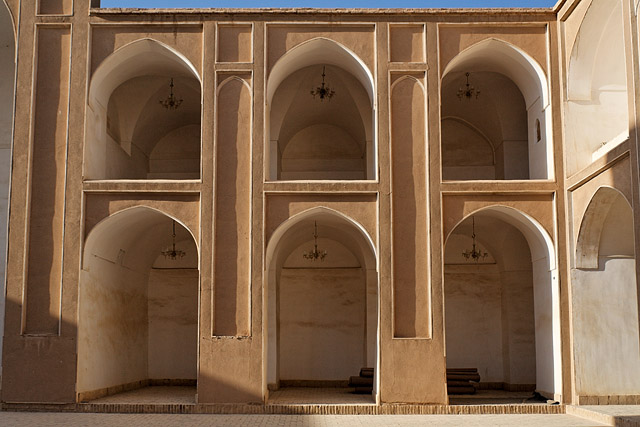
[{"x1": 100, "y1": 1, "x2": 558, "y2": 8}]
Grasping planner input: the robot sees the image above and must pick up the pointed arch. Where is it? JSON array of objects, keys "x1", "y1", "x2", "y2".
[
  {"x1": 89, "y1": 38, "x2": 201, "y2": 110},
  {"x1": 82, "y1": 205, "x2": 198, "y2": 269},
  {"x1": 78, "y1": 205, "x2": 199, "y2": 399},
  {"x1": 85, "y1": 38, "x2": 202, "y2": 180},
  {"x1": 390, "y1": 74, "x2": 425, "y2": 93},
  {"x1": 444, "y1": 204, "x2": 561, "y2": 398},
  {"x1": 267, "y1": 37, "x2": 374, "y2": 107},
  {"x1": 445, "y1": 205, "x2": 556, "y2": 270},
  {"x1": 265, "y1": 206, "x2": 377, "y2": 272},
  {"x1": 575, "y1": 186, "x2": 632, "y2": 269},
  {"x1": 441, "y1": 38, "x2": 552, "y2": 180},
  {"x1": 442, "y1": 38, "x2": 548, "y2": 109},
  {"x1": 264, "y1": 207, "x2": 379, "y2": 397},
  {"x1": 217, "y1": 75, "x2": 252, "y2": 94}
]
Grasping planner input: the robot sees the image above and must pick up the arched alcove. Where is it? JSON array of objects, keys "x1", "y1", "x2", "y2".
[
  {"x1": 565, "y1": 0, "x2": 629, "y2": 176},
  {"x1": 266, "y1": 38, "x2": 376, "y2": 181},
  {"x1": 441, "y1": 39, "x2": 552, "y2": 181},
  {"x1": 444, "y1": 206, "x2": 561, "y2": 399},
  {"x1": 85, "y1": 39, "x2": 202, "y2": 180},
  {"x1": 0, "y1": 0, "x2": 15, "y2": 387},
  {"x1": 572, "y1": 187, "x2": 640, "y2": 397},
  {"x1": 265, "y1": 207, "x2": 378, "y2": 400},
  {"x1": 77, "y1": 207, "x2": 199, "y2": 401}
]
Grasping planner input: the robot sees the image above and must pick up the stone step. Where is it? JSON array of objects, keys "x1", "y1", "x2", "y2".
[
  {"x1": 446, "y1": 373, "x2": 481, "y2": 382},
  {"x1": 349, "y1": 376, "x2": 373, "y2": 387},
  {"x1": 360, "y1": 368, "x2": 374, "y2": 378},
  {"x1": 447, "y1": 385, "x2": 477, "y2": 395}
]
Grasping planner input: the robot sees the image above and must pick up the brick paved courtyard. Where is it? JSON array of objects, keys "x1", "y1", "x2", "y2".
[{"x1": 0, "y1": 412, "x2": 610, "y2": 427}]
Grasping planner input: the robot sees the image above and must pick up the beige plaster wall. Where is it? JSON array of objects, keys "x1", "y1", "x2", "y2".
[
  {"x1": 38, "y1": 0, "x2": 72, "y2": 15},
  {"x1": 279, "y1": 267, "x2": 366, "y2": 381},
  {"x1": 572, "y1": 194, "x2": 640, "y2": 396},
  {"x1": 217, "y1": 24, "x2": 253, "y2": 63},
  {"x1": 445, "y1": 263, "x2": 504, "y2": 381},
  {"x1": 77, "y1": 259, "x2": 149, "y2": 394},
  {"x1": 147, "y1": 269, "x2": 198, "y2": 380}
]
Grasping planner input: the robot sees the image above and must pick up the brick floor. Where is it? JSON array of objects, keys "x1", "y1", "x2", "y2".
[{"x1": 0, "y1": 412, "x2": 609, "y2": 426}]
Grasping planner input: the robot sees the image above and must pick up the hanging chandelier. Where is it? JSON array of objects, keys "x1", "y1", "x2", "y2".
[
  {"x1": 161, "y1": 220, "x2": 186, "y2": 260},
  {"x1": 302, "y1": 221, "x2": 327, "y2": 261},
  {"x1": 310, "y1": 66, "x2": 335, "y2": 102},
  {"x1": 159, "y1": 78, "x2": 183, "y2": 110},
  {"x1": 462, "y1": 216, "x2": 488, "y2": 262},
  {"x1": 457, "y1": 72, "x2": 480, "y2": 101}
]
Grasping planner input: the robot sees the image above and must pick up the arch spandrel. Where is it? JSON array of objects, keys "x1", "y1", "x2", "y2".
[
  {"x1": 442, "y1": 196, "x2": 556, "y2": 266},
  {"x1": 90, "y1": 28, "x2": 203, "y2": 79},
  {"x1": 89, "y1": 38, "x2": 201, "y2": 109},
  {"x1": 265, "y1": 206, "x2": 377, "y2": 271},
  {"x1": 83, "y1": 197, "x2": 200, "y2": 246},
  {"x1": 442, "y1": 37, "x2": 548, "y2": 109},
  {"x1": 267, "y1": 37, "x2": 375, "y2": 107},
  {"x1": 439, "y1": 27, "x2": 548, "y2": 79},
  {"x1": 265, "y1": 196, "x2": 378, "y2": 252},
  {"x1": 266, "y1": 27, "x2": 375, "y2": 86}
]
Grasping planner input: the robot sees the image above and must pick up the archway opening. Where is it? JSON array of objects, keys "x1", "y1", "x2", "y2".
[
  {"x1": 267, "y1": 39, "x2": 375, "y2": 181},
  {"x1": 85, "y1": 39, "x2": 202, "y2": 180},
  {"x1": 265, "y1": 208, "x2": 378, "y2": 403},
  {"x1": 572, "y1": 188, "x2": 640, "y2": 399},
  {"x1": 441, "y1": 39, "x2": 552, "y2": 181},
  {"x1": 565, "y1": 0, "x2": 628, "y2": 176},
  {"x1": 77, "y1": 207, "x2": 199, "y2": 403},
  {"x1": 444, "y1": 207, "x2": 560, "y2": 403}
]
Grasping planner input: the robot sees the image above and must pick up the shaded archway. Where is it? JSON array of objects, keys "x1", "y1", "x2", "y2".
[
  {"x1": 0, "y1": 0, "x2": 15, "y2": 388},
  {"x1": 565, "y1": 0, "x2": 629, "y2": 175},
  {"x1": 572, "y1": 187, "x2": 640, "y2": 399},
  {"x1": 441, "y1": 39, "x2": 552, "y2": 180},
  {"x1": 444, "y1": 206, "x2": 561, "y2": 400},
  {"x1": 266, "y1": 38, "x2": 376, "y2": 181},
  {"x1": 85, "y1": 39, "x2": 202, "y2": 180},
  {"x1": 77, "y1": 206, "x2": 199, "y2": 402},
  {"x1": 265, "y1": 207, "x2": 378, "y2": 401}
]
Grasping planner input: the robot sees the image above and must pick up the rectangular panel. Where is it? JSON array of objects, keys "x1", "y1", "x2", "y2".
[
  {"x1": 390, "y1": 73, "x2": 430, "y2": 338},
  {"x1": 389, "y1": 24, "x2": 425, "y2": 63},
  {"x1": 217, "y1": 24, "x2": 253, "y2": 63},
  {"x1": 38, "y1": 0, "x2": 73, "y2": 15},
  {"x1": 213, "y1": 75, "x2": 252, "y2": 336},
  {"x1": 24, "y1": 26, "x2": 71, "y2": 334}
]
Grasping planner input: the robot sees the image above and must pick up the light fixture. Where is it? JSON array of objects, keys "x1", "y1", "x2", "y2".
[
  {"x1": 462, "y1": 216, "x2": 488, "y2": 262},
  {"x1": 303, "y1": 221, "x2": 327, "y2": 261},
  {"x1": 310, "y1": 66, "x2": 335, "y2": 102},
  {"x1": 159, "y1": 78, "x2": 183, "y2": 110},
  {"x1": 457, "y1": 72, "x2": 480, "y2": 101},
  {"x1": 161, "y1": 220, "x2": 186, "y2": 260}
]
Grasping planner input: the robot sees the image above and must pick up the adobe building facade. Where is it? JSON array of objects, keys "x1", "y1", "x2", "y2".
[{"x1": 0, "y1": 0, "x2": 639, "y2": 407}]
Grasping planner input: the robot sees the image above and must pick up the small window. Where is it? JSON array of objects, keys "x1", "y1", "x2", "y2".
[{"x1": 536, "y1": 119, "x2": 541, "y2": 143}]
